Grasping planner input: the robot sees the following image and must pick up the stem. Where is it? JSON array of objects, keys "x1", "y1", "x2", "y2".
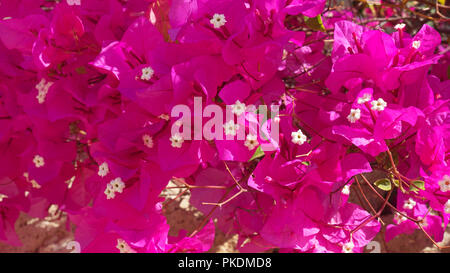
[
  {"x1": 189, "y1": 162, "x2": 258, "y2": 237},
  {"x1": 189, "y1": 187, "x2": 233, "y2": 238},
  {"x1": 417, "y1": 222, "x2": 450, "y2": 250},
  {"x1": 350, "y1": 189, "x2": 392, "y2": 237},
  {"x1": 202, "y1": 188, "x2": 247, "y2": 208},
  {"x1": 172, "y1": 177, "x2": 228, "y2": 190},
  {"x1": 359, "y1": 174, "x2": 418, "y2": 222},
  {"x1": 223, "y1": 161, "x2": 246, "y2": 191},
  {"x1": 355, "y1": 176, "x2": 384, "y2": 225},
  {"x1": 163, "y1": 188, "x2": 189, "y2": 209}
]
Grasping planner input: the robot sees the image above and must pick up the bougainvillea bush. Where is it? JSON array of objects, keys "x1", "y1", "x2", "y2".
[{"x1": 0, "y1": 0, "x2": 449, "y2": 253}]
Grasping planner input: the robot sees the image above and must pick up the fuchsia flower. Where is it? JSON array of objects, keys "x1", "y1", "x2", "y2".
[
  {"x1": 386, "y1": 191, "x2": 444, "y2": 243},
  {"x1": 284, "y1": 0, "x2": 327, "y2": 18},
  {"x1": 260, "y1": 185, "x2": 380, "y2": 253}
]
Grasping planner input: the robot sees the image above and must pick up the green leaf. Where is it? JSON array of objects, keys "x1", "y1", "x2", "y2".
[
  {"x1": 248, "y1": 146, "x2": 265, "y2": 162},
  {"x1": 374, "y1": 178, "x2": 392, "y2": 191},
  {"x1": 392, "y1": 179, "x2": 399, "y2": 187},
  {"x1": 305, "y1": 15, "x2": 326, "y2": 32},
  {"x1": 410, "y1": 180, "x2": 425, "y2": 193}
]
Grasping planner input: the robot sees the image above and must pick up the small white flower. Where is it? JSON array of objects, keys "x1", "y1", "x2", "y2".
[
  {"x1": 98, "y1": 162, "x2": 109, "y2": 177},
  {"x1": 244, "y1": 134, "x2": 259, "y2": 150},
  {"x1": 291, "y1": 129, "x2": 307, "y2": 145},
  {"x1": 232, "y1": 100, "x2": 246, "y2": 116},
  {"x1": 357, "y1": 93, "x2": 372, "y2": 104},
  {"x1": 342, "y1": 185, "x2": 351, "y2": 195},
  {"x1": 142, "y1": 134, "x2": 154, "y2": 148},
  {"x1": 394, "y1": 212, "x2": 407, "y2": 224},
  {"x1": 110, "y1": 177, "x2": 126, "y2": 194},
  {"x1": 35, "y1": 79, "x2": 53, "y2": 104},
  {"x1": 170, "y1": 133, "x2": 184, "y2": 148},
  {"x1": 224, "y1": 120, "x2": 239, "y2": 136},
  {"x1": 444, "y1": 200, "x2": 450, "y2": 214},
  {"x1": 0, "y1": 194, "x2": 7, "y2": 202},
  {"x1": 403, "y1": 198, "x2": 417, "y2": 210},
  {"x1": 33, "y1": 155, "x2": 45, "y2": 168},
  {"x1": 43, "y1": 81, "x2": 53, "y2": 91},
  {"x1": 342, "y1": 242, "x2": 354, "y2": 253},
  {"x1": 30, "y1": 179, "x2": 41, "y2": 189},
  {"x1": 370, "y1": 98, "x2": 387, "y2": 112},
  {"x1": 36, "y1": 92, "x2": 47, "y2": 104},
  {"x1": 394, "y1": 23, "x2": 406, "y2": 30},
  {"x1": 438, "y1": 175, "x2": 450, "y2": 192},
  {"x1": 104, "y1": 177, "x2": 126, "y2": 199},
  {"x1": 116, "y1": 239, "x2": 136, "y2": 253},
  {"x1": 104, "y1": 184, "x2": 116, "y2": 199},
  {"x1": 412, "y1": 40, "x2": 421, "y2": 50},
  {"x1": 140, "y1": 66, "x2": 154, "y2": 81},
  {"x1": 347, "y1": 108, "x2": 361, "y2": 123},
  {"x1": 67, "y1": 0, "x2": 81, "y2": 6},
  {"x1": 210, "y1": 13, "x2": 227, "y2": 29}
]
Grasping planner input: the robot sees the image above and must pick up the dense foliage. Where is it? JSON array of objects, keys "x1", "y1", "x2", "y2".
[{"x1": 0, "y1": 0, "x2": 449, "y2": 253}]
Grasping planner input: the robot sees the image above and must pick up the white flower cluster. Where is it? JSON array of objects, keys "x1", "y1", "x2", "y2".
[
  {"x1": 104, "y1": 177, "x2": 126, "y2": 199},
  {"x1": 142, "y1": 134, "x2": 154, "y2": 148},
  {"x1": 403, "y1": 198, "x2": 417, "y2": 210},
  {"x1": 116, "y1": 238, "x2": 136, "y2": 253},
  {"x1": 347, "y1": 93, "x2": 387, "y2": 123},
  {"x1": 35, "y1": 78, "x2": 53, "y2": 104},
  {"x1": 438, "y1": 175, "x2": 450, "y2": 192}
]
